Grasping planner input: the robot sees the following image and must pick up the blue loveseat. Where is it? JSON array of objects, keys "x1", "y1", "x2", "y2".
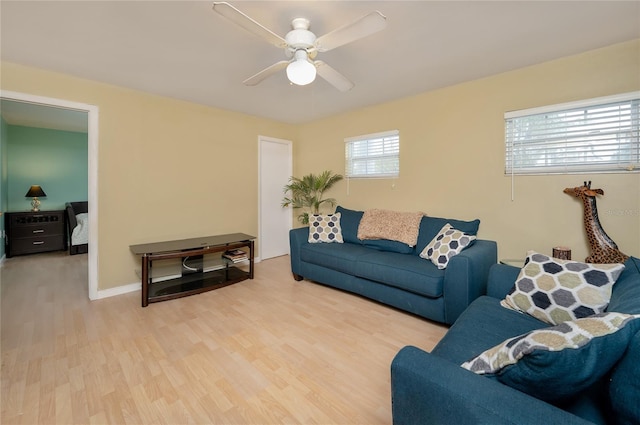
[
  {"x1": 391, "y1": 256, "x2": 640, "y2": 425},
  {"x1": 289, "y1": 206, "x2": 498, "y2": 325}
]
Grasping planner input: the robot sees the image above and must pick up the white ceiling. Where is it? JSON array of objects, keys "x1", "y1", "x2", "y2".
[{"x1": 1, "y1": 1, "x2": 639, "y2": 127}]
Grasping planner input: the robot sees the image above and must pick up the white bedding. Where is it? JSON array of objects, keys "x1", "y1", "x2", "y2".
[{"x1": 71, "y1": 213, "x2": 89, "y2": 245}]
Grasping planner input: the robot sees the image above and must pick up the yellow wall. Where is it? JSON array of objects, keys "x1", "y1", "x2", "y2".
[
  {"x1": 1, "y1": 39, "x2": 639, "y2": 293},
  {"x1": 296, "y1": 40, "x2": 640, "y2": 261},
  {"x1": 1, "y1": 62, "x2": 297, "y2": 290}
]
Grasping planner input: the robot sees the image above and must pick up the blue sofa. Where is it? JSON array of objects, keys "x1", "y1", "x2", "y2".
[
  {"x1": 391, "y1": 256, "x2": 640, "y2": 425},
  {"x1": 288, "y1": 206, "x2": 498, "y2": 325}
]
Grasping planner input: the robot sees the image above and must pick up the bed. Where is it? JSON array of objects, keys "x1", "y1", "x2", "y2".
[{"x1": 65, "y1": 201, "x2": 88, "y2": 255}]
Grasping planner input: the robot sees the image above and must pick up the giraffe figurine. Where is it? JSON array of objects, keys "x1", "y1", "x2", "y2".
[{"x1": 563, "y1": 181, "x2": 629, "y2": 264}]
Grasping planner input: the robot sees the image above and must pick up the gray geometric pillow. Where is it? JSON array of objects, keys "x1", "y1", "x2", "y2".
[
  {"x1": 501, "y1": 251, "x2": 626, "y2": 325},
  {"x1": 420, "y1": 223, "x2": 476, "y2": 269},
  {"x1": 462, "y1": 312, "x2": 639, "y2": 375},
  {"x1": 308, "y1": 213, "x2": 344, "y2": 243},
  {"x1": 461, "y1": 312, "x2": 640, "y2": 402}
]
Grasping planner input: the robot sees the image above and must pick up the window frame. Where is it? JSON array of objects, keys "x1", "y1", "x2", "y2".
[
  {"x1": 344, "y1": 129, "x2": 400, "y2": 179},
  {"x1": 505, "y1": 92, "x2": 640, "y2": 176}
]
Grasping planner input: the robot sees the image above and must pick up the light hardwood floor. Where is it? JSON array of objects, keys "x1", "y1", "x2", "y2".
[{"x1": 1, "y1": 252, "x2": 447, "y2": 424}]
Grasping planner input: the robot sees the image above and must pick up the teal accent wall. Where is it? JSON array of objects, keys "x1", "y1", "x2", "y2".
[
  {"x1": 7, "y1": 125, "x2": 88, "y2": 212},
  {"x1": 0, "y1": 116, "x2": 8, "y2": 259}
]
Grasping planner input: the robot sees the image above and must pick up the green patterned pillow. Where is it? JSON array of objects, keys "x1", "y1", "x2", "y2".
[
  {"x1": 462, "y1": 312, "x2": 640, "y2": 401},
  {"x1": 501, "y1": 251, "x2": 625, "y2": 325},
  {"x1": 308, "y1": 213, "x2": 343, "y2": 243},
  {"x1": 420, "y1": 223, "x2": 476, "y2": 269}
]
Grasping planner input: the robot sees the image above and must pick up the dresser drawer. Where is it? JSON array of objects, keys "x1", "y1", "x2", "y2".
[
  {"x1": 11, "y1": 222, "x2": 63, "y2": 238},
  {"x1": 9, "y1": 236, "x2": 66, "y2": 256},
  {"x1": 8, "y1": 213, "x2": 63, "y2": 226}
]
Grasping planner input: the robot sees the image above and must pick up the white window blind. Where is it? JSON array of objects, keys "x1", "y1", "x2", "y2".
[
  {"x1": 505, "y1": 92, "x2": 640, "y2": 175},
  {"x1": 345, "y1": 130, "x2": 399, "y2": 178}
]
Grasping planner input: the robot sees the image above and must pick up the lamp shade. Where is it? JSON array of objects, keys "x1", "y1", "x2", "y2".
[{"x1": 25, "y1": 185, "x2": 46, "y2": 198}]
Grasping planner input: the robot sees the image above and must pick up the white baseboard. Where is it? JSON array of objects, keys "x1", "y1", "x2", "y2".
[{"x1": 94, "y1": 281, "x2": 140, "y2": 300}]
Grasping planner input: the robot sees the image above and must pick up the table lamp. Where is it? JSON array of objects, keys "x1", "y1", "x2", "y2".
[{"x1": 25, "y1": 185, "x2": 46, "y2": 212}]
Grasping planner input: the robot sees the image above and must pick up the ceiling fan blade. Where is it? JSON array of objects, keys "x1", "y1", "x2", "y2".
[
  {"x1": 212, "y1": 2, "x2": 287, "y2": 49},
  {"x1": 315, "y1": 11, "x2": 387, "y2": 52},
  {"x1": 243, "y1": 60, "x2": 290, "y2": 86},
  {"x1": 315, "y1": 61, "x2": 354, "y2": 92}
]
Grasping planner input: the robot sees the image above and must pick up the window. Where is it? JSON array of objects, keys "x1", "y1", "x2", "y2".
[
  {"x1": 345, "y1": 130, "x2": 399, "y2": 178},
  {"x1": 505, "y1": 92, "x2": 639, "y2": 175}
]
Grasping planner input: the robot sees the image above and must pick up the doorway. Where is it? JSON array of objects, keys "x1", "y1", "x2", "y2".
[
  {"x1": 0, "y1": 90, "x2": 98, "y2": 299},
  {"x1": 258, "y1": 136, "x2": 292, "y2": 260}
]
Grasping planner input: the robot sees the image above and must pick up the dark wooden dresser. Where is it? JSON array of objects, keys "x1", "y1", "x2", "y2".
[{"x1": 5, "y1": 210, "x2": 66, "y2": 258}]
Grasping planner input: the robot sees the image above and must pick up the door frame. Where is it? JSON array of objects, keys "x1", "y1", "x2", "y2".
[
  {"x1": 0, "y1": 90, "x2": 99, "y2": 300},
  {"x1": 258, "y1": 135, "x2": 292, "y2": 261}
]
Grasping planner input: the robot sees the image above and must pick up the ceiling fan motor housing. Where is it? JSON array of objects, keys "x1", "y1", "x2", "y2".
[{"x1": 285, "y1": 18, "x2": 316, "y2": 53}]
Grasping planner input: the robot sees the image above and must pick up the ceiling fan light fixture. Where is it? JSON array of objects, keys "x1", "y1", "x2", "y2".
[{"x1": 286, "y1": 51, "x2": 316, "y2": 86}]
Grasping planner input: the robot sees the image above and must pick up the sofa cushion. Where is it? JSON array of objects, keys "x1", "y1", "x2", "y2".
[
  {"x1": 415, "y1": 216, "x2": 480, "y2": 255},
  {"x1": 462, "y1": 312, "x2": 640, "y2": 402},
  {"x1": 431, "y1": 296, "x2": 546, "y2": 365},
  {"x1": 362, "y1": 238, "x2": 414, "y2": 254},
  {"x1": 354, "y1": 251, "x2": 445, "y2": 298},
  {"x1": 308, "y1": 213, "x2": 343, "y2": 243},
  {"x1": 502, "y1": 251, "x2": 625, "y2": 325},
  {"x1": 335, "y1": 206, "x2": 363, "y2": 244},
  {"x1": 420, "y1": 223, "x2": 476, "y2": 269},
  {"x1": 609, "y1": 329, "x2": 640, "y2": 425},
  {"x1": 300, "y1": 242, "x2": 372, "y2": 275}
]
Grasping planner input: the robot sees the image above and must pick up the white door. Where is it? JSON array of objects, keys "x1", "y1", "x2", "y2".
[{"x1": 259, "y1": 136, "x2": 292, "y2": 260}]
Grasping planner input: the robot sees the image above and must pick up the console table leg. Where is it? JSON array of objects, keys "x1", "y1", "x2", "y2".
[
  {"x1": 141, "y1": 255, "x2": 149, "y2": 307},
  {"x1": 249, "y1": 240, "x2": 255, "y2": 279}
]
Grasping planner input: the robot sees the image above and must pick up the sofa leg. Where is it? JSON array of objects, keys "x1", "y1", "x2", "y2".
[{"x1": 293, "y1": 273, "x2": 303, "y2": 281}]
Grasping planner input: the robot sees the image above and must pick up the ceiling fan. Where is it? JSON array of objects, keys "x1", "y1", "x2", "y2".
[{"x1": 212, "y1": 2, "x2": 387, "y2": 91}]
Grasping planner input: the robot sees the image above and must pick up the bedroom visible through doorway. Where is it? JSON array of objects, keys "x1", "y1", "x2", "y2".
[{"x1": 0, "y1": 90, "x2": 98, "y2": 299}]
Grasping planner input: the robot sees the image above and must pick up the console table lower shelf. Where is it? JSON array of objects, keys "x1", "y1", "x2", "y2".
[{"x1": 130, "y1": 233, "x2": 255, "y2": 307}]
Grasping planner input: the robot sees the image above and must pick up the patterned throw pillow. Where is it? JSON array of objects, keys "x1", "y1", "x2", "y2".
[
  {"x1": 501, "y1": 251, "x2": 625, "y2": 325},
  {"x1": 420, "y1": 223, "x2": 476, "y2": 269},
  {"x1": 461, "y1": 312, "x2": 640, "y2": 401},
  {"x1": 308, "y1": 213, "x2": 343, "y2": 243}
]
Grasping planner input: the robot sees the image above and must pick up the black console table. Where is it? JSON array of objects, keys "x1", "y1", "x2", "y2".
[{"x1": 130, "y1": 233, "x2": 255, "y2": 307}]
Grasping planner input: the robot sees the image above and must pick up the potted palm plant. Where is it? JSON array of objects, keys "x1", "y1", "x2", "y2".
[{"x1": 282, "y1": 170, "x2": 344, "y2": 225}]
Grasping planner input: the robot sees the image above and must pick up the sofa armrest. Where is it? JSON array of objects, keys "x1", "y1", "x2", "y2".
[
  {"x1": 289, "y1": 227, "x2": 309, "y2": 278},
  {"x1": 391, "y1": 346, "x2": 594, "y2": 425},
  {"x1": 442, "y1": 239, "x2": 497, "y2": 324},
  {"x1": 486, "y1": 263, "x2": 521, "y2": 299}
]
